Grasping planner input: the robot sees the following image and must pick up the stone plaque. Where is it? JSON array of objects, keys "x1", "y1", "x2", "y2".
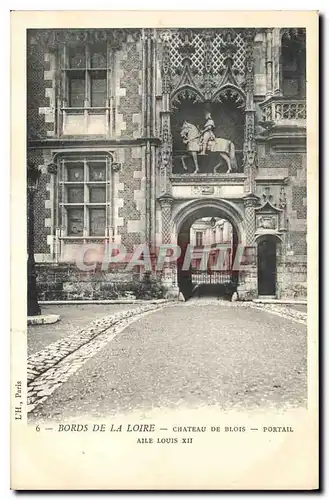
[
  {"x1": 191, "y1": 186, "x2": 215, "y2": 195},
  {"x1": 256, "y1": 214, "x2": 278, "y2": 231}
]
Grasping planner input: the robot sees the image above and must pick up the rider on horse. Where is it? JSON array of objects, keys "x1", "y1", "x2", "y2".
[{"x1": 200, "y1": 111, "x2": 216, "y2": 155}]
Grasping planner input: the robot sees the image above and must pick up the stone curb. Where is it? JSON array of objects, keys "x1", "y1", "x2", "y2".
[
  {"x1": 38, "y1": 299, "x2": 169, "y2": 305},
  {"x1": 253, "y1": 299, "x2": 307, "y2": 305},
  {"x1": 27, "y1": 314, "x2": 61, "y2": 325},
  {"x1": 27, "y1": 302, "x2": 169, "y2": 385}
]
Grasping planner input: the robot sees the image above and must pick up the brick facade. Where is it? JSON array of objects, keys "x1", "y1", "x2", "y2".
[{"x1": 27, "y1": 28, "x2": 308, "y2": 300}]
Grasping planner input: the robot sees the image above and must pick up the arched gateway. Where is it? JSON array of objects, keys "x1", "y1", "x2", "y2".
[{"x1": 171, "y1": 199, "x2": 247, "y2": 300}]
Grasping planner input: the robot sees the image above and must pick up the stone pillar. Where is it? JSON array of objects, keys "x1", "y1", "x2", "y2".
[
  {"x1": 203, "y1": 29, "x2": 215, "y2": 101},
  {"x1": 47, "y1": 161, "x2": 59, "y2": 262},
  {"x1": 158, "y1": 194, "x2": 174, "y2": 245},
  {"x1": 237, "y1": 193, "x2": 259, "y2": 300},
  {"x1": 272, "y1": 28, "x2": 282, "y2": 95},
  {"x1": 142, "y1": 28, "x2": 156, "y2": 244},
  {"x1": 243, "y1": 193, "x2": 259, "y2": 245},
  {"x1": 158, "y1": 30, "x2": 173, "y2": 198},
  {"x1": 243, "y1": 29, "x2": 257, "y2": 195},
  {"x1": 265, "y1": 29, "x2": 273, "y2": 97},
  {"x1": 158, "y1": 194, "x2": 179, "y2": 299}
]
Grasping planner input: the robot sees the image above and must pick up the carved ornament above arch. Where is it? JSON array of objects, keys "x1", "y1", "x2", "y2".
[
  {"x1": 171, "y1": 85, "x2": 204, "y2": 109},
  {"x1": 254, "y1": 186, "x2": 287, "y2": 234},
  {"x1": 211, "y1": 84, "x2": 246, "y2": 109}
]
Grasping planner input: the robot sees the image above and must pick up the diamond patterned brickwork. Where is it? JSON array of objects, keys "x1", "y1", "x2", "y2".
[
  {"x1": 288, "y1": 231, "x2": 307, "y2": 256},
  {"x1": 245, "y1": 206, "x2": 256, "y2": 245},
  {"x1": 117, "y1": 148, "x2": 143, "y2": 252},
  {"x1": 28, "y1": 151, "x2": 51, "y2": 254},
  {"x1": 27, "y1": 32, "x2": 55, "y2": 139},
  {"x1": 257, "y1": 152, "x2": 303, "y2": 177},
  {"x1": 160, "y1": 205, "x2": 173, "y2": 245},
  {"x1": 292, "y1": 186, "x2": 307, "y2": 220},
  {"x1": 117, "y1": 39, "x2": 143, "y2": 139}
]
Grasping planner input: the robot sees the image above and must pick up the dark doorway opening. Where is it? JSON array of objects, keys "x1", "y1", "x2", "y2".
[{"x1": 257, "y1": 236, "x2": 277, "y2": 296}]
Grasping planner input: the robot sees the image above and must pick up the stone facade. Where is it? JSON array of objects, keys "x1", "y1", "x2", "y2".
[{"x1": 27, "y1": 28, "x2": 307, "y2": 300}]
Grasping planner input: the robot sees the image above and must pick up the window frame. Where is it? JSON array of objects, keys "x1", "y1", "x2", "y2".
[
  {"x1": 57, "y1": 154, "x2": 113, "y2": 240},
  {"x1": 195, "y1": 231, "x2": 203, "y2": 248},
  {"x1": 60, "y1": 41, "x2": 113, "y2": 111}
]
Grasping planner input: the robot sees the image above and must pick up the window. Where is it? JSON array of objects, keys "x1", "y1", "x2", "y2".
[
  {"x1": 58, "y1": 156, "x2": 112, "y2": 238},
  {"x1": 281, "y1": 31, "x2": 306, "y2": 99},
  {"x1": 59, "y1": 41, "x2": 113, "y2": 136},
  {"x1": 195, "y1": 231, "x2": 203, "y2": 248},
  {"x1": 63, "y1": 44, "x2": 109, "y2": 108}
]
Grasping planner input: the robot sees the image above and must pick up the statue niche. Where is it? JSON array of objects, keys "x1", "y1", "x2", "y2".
[{"x1": 171, "y1": 98, "x2": 244, "y2": 175}]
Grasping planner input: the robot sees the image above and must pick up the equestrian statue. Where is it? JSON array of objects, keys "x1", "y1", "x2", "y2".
[{"x1": 180, "y1": 111, "x2": 237, "y2": 174}]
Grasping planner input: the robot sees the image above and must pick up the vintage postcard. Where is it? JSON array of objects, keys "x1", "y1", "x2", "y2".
[{"x1": 11, "y1": 10, "x2": 318, "y2": 490}]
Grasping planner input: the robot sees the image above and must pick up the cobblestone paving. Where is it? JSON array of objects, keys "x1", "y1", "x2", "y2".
[
  {"x1": 28, "y1": 299, "x2": 307, "y2": 421},
  {"x1": 28, "y1": 304, "x2": 141, "y2": 355},
  {"x1": 27, "y1": 302, "x2": 169, "y2": 412},
  {"x1": 185, "y1": 298, "x2": 307, "y2": 325}
]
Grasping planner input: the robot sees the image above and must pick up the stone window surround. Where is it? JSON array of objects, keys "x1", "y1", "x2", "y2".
[
  {"x1": 55, "y1": 152, "x2": 115, "y2": 242},
  {"x1": 58, "y1": 40, "x2": 116, "y2": 137}
]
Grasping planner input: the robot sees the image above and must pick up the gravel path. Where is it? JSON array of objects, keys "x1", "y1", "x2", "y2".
[
  {"x1": 27, "y1": 304, "x2": 140, "y2": 355},
  {"x1": 29, "y1": 300, "x2": 307, "y2": 421}
]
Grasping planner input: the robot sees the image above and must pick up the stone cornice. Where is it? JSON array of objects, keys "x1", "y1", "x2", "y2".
[
  {"x1": 28, "y1": 137, "x2": 161, "y2": 149},
  {"x1": 256, "y1": 125, "x2": 306, "y2": 152},
  {"x1": 28, "y1": 28, "x2": 141, "y2": 50},
  {"x1": 170, "y1": 173, "x2": 246, "y2": 185},
  {"x1": 256, "y1": 176, "x2": 289, "y2": 185}
]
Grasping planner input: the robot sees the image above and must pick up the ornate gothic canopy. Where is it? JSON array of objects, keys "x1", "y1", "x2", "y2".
[{"x1": 160, "y1": 28, "x2": 257, "y2": 106}]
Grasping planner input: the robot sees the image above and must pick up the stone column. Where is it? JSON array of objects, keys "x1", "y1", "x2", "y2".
[
  {"x1": 159, "y1": 111, "x2": 172, "y2": 196},
  {"x1": 158, "y1": 194, "x2": 179, "y2": 299},
  {"x1": 142, "y1": 28, "x2": 156, "y2": 244},
  {"x1": 47, "y1": 161, "x2": 59, "y2": 262},
  {"x1": 265, "y1": 29, "x2": 273, "y2": 97},
  {"x1": 158, "y1": 30, "x2": 173, "y2": 197},
  {"x1": 243, "y1": 29, "x2": 257, "y2": 195},
  {"x1": 158, "y1": 193, "x2": 174, "y2": 245},
  {"x1": 243, "y1": 193, "x2": 259, "y2": 245},
  {"x1": 272, "y1": 28, "x2": 282, "y2": 95},
  {"x1": 237, "y1": 193, "x2": 259, "y2": 300}
]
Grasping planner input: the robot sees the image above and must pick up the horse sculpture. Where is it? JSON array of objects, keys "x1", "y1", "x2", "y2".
[{"x1": 180, "y1": 121, "x2": 237, "y2": 174}]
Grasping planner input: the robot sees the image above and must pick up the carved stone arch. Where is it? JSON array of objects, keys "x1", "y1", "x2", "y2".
[
  {"x1": 171, "y1": 198, "x2": 246, "y2": 245},
  {"x1": 171, "y1": 85, "x2": 204, "y2": 109},
  {"x1": 254, "y1": 232, "x2": 284, "y2": 244},
  {"x1": 212, "y1": 84, "x2": 246, "y2": 109}
]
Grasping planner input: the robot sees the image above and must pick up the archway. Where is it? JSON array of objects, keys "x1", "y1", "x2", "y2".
[{"x1": 173, "y1": 199, "x2": 245, "y2": 300}]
